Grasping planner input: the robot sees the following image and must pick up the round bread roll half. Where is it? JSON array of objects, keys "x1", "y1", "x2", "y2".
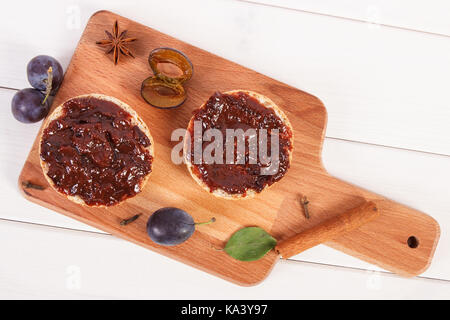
[
  {"x1": 184, "y1": 90, "x2": 294, "y2": 200},
  {"x1": 39, "y1": 94, "x2": 154, "y2": 207}
]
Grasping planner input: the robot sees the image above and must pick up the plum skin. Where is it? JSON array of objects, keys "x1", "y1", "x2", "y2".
[
  {"x1": 146, "y1": 207, "x2": 195, "y2": 246},
  {"x1": 11, "y1": 88, "x2": 50, "y2": 123},
  {"x1": 27, "y1": 55, "x2": 63, "y2": 94}
]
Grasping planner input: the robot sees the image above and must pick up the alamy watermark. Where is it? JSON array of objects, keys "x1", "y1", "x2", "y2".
[{"x1": 171, "y1": 121, "x2": 282, "y2": 176}]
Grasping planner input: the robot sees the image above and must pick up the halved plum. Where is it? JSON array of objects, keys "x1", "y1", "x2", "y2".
[
  {"x1": 148, "y1": 47, "x2": 193, "y2": 84},
  {"x1": 141, "y1": 76, "x2": 186, "y2": 109},
  {"x1": 141, "y1": 48, "x2": 193, "y2": 109}
]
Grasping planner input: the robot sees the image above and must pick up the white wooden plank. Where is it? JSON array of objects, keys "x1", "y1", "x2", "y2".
[
  {"x1": 246, "y1": 0, "x2": 450, "y2": 36},
  {"x1": 0, "y1": 0, "x2": 448, "y2": 154},
  {"x1": 1, "y1": 219, "x2": 449, "y2": 299},
  {"x1": 1, "y1": 86, "x2": 449, "y2": 280}
]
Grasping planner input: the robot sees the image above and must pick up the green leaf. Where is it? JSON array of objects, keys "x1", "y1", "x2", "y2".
[{"x1": 224, "y1": 227, "x2": 277, "y2": 262}]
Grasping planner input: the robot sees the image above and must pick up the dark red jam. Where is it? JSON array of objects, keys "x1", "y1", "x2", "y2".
[
  {"x1": 188, "y1": 92, "x2": 293, "y2": 196},
  {"x1": 40, "y1": 96, "x2": 153, "y2": 206}
]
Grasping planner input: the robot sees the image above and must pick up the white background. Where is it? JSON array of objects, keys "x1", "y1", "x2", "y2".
[{"x1": 0, "y1": 0, "x2": 449, "y2": 299}]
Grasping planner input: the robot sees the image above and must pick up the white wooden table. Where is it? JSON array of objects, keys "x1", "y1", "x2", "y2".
[{"x1": 0, "y1": 0, "x2": 449, "y2": 299}]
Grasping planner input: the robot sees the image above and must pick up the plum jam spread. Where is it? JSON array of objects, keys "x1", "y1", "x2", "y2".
[
  {"x1": 188, "y1": 92, "x2": 293, "y2": 196},
  {"x1": 40, "y1": 96, "x2": 152, "y2": 206}
]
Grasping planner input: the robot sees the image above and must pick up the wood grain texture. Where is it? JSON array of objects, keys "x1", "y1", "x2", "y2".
[{"x1": 19, "y1": 11, "x2": 440, "y2": 285}]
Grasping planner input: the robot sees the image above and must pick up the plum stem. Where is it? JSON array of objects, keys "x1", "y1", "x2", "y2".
[
  {"x1": 195, "y1": 217, "x2": 216, "y2": 226},
  {"x1": 41, "y1": 67, "x2": 53, "y2": 105}
]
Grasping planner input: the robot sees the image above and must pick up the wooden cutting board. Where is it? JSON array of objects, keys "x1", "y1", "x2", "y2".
[{"x1": 19, "y1": 10, "x2": 440, "y2": 285}]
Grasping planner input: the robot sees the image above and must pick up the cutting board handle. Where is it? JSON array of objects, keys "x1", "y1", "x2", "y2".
[{"x1": 276, "y1": 201, "x2": 379, "y2": 259}]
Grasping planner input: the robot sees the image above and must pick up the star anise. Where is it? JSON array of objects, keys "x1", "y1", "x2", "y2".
[{"x1": 96, "y1": 20, "x2": 137, "y2": 65}]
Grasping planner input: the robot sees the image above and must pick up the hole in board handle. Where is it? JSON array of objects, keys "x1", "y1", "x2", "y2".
[{"x1": 407, "y1": 236, "x2": 419, "y2": 249}]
